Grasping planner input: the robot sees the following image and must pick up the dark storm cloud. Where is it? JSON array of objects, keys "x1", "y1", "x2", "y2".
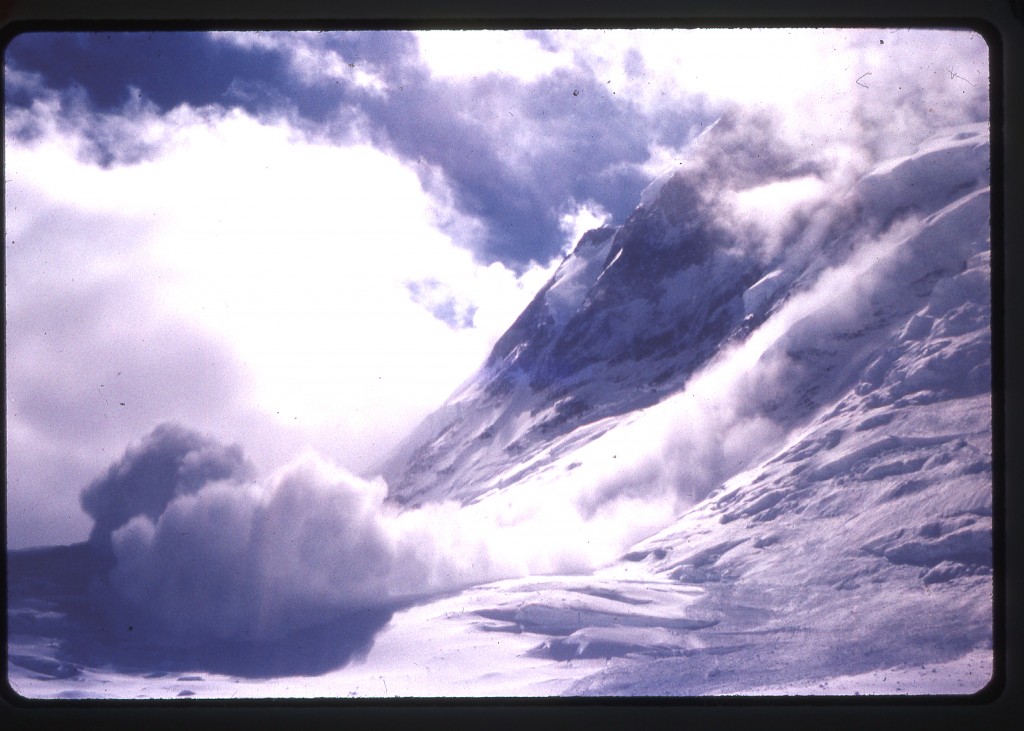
[
  {"x1": 352, "y1": 60, "x2": 717, "y2": 267},
  {"x1": 4, "y1": 31, "x2": 366, "y2": 169},
  {"x1": 226, "y1": 30, "x2": 717, "y2": 266},
  {"x1": 6, "y1": 30, "x2": 718, "y2": 268},
  {"x1": 4, "y1": 32, "x2": 291, "y2": 116},
  {"x1": 80, "y1": 424, "x2": 254, "y2": 546}
]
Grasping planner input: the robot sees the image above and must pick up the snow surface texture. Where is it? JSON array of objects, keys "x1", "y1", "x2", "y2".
[{"x1": 7, "y1": 121, "x2": 993, "y2": 698}]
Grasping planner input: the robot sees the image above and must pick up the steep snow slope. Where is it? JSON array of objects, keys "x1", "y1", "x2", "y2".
[
  {"x1": 381, "y1": 124, "x2": 777, "y2": 506},
  {"x1": 568, "y1": 374, "x2": 991, "y2": 692},
  {"x1": 381, "y1": 122, "x2": 990, "y2": 515},
  {"x1": 354, "y1": 122, "x2": 993, "y2": 696}
]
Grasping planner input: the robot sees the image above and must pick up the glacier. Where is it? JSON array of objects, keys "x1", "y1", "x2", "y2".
[{"x1": 7, "y1": 119, "x2": 994, "y2": 699}]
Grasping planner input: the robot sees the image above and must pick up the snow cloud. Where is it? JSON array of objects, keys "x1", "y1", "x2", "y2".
[
  {"x1": 538, "y1": 150, "x2": 989, "y2": 520},
  {"x1": 81, "y1": 424, "x2": 254, "y2": 546},
  {"x1": 97, "y1": 426, "x2": 663, "y2": 641},
  {"x1": 99, "y1": 189, "x2": 988, "y2": 644},
  {"x1": 631, "y1": 29, "x2": 985, "y2": 267},
  {"x1": 109, "y1": 445, "x2": 400, "y2": 641},
  {"x1": 93, "y1": 181, "x2": 986, "y2": 643}
]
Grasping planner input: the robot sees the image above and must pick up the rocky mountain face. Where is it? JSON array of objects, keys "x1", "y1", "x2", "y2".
[
  {"x1": 383, "y1": 132, "x2": 776, "y2": 505},
  {"x1": 382, "y1": 121, "x2": 991, "y2": 511},
  {"x1": 367, "y1": 120, "x2": 994, "y2": 695}
]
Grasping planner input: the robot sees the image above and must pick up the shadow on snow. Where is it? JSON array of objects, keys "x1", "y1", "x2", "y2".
[{"x1": 7, "y1": 542, "x2": 397, "y2": 680}]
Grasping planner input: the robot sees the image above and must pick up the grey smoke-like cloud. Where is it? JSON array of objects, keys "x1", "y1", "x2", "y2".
[
  {"x1": 81, "y1": 423, "x2": 254, "y2": 546},
  {"x1": 86, "y1": 423, "x2": 658, "y2": 642},
  {"x1": 99, "y1": 437, "x2": 577, "y2": 642}
]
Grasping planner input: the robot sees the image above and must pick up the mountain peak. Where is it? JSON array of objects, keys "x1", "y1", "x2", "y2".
[{"x1": 383, "y1": 122, "x2": 989, "y2": 516}]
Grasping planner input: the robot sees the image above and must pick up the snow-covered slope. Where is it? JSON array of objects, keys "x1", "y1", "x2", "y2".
[
  {"x1": 382, "y1": 122, "x2": 990, "y2": 513},
  {"x1": 360, "y1": 121, "x2": 993, "y2": 695},
  {"x1": 382, "y1": 128, "x2": 776, "y2": 506}
]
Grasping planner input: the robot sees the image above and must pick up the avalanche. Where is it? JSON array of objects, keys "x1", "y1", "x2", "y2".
[{"x1": 7, "y1": 119, "x2": 993, "y2": 698}]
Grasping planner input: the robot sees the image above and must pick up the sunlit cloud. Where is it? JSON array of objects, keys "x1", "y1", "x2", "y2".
[
  {"x1": 4, "y1": 98, "x2": 557, "y2": 546},
  {"x1": 558, "y1": 200, "x2": 612, "y2": 254},
  {"x1": 414, "y1": 30, "x2": 574, "y2": 82}
]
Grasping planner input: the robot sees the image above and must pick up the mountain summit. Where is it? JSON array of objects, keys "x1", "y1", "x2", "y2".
[
  {"x1": 383, "y1": 121, "x2": 770, "y2": 505},
  {"x1": 382, "y1": 120, "x2": 991, "y2": 512}
]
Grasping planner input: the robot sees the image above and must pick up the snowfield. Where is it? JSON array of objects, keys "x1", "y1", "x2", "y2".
[{"x1": 7, "y1": 120, "x2": 994, "y2": 699}]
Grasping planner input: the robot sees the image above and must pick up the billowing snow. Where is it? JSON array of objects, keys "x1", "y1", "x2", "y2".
[{"x1": 7, "y1": 121, "x2": 993, "y2": 699}]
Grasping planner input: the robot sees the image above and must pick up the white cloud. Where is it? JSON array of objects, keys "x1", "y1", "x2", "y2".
[
  {"x1": 208, "y1": 30, "x2": 285, "y2": 52},
  {"x1": 554, "y1": 28, "x2": 984, "y2": 113},
  {"x1": 544, "y1": 27, "x2": 988, "y2": 188},
  {"x1": 209, "y1": 31, "x2": 390, "y2": 95},
  {"x1": 4, "y1": 101, "x2": 556, "y2": 547},
  {"x1": 558, "y1": 200, "x2": 612, "y2": 253},
  {"x1": 290, "y1": 44, "x2": 390, "y2": 95},
  {"x1": 722, "y1": 174, "x2": 830, "y2": 257},
  {"x1": 414, "y1": 30, "x2": 574, "y2": 81}
]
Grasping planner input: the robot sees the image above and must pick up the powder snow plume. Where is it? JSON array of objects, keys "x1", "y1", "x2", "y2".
[{"x1": 73, "y1": 112, "x2": 990, "y2": 648}]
